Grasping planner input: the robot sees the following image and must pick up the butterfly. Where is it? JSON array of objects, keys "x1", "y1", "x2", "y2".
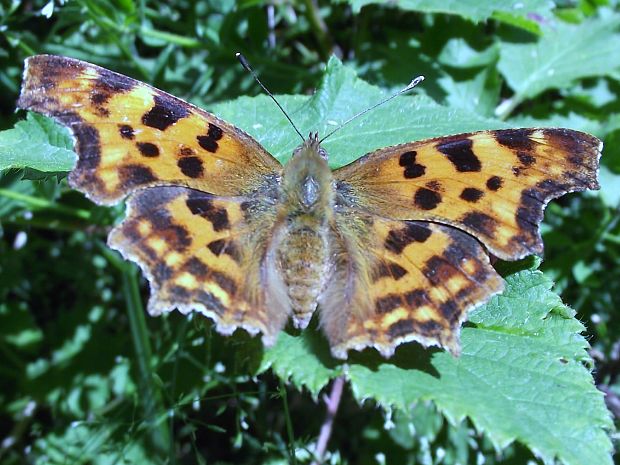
[{"x1": 17, "y1": 55, "x2": 601, "y2": 359}]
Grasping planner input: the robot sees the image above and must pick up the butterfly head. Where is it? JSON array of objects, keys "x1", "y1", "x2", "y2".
[{"x1": 282, "y1": 132, "x2": 332, "y2": 211}]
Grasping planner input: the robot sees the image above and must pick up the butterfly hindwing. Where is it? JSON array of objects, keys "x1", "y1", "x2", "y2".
[
  {"x1": 321, "y1": 213, "x2": 504, "y2": 358},
  {"x1": 108, "y1": 186, "x2": 290, "y2": 344},
  {"x1": 334, "y1": 128, "x2": 601, "y2": 260},
  {"x1": 17, "y1": 55, "x2": 282, "y2": 205}
]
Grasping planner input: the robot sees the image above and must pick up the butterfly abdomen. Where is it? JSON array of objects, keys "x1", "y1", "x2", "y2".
[{"x1": 277, "y1": 217, "x2": 332, "y2": 329}]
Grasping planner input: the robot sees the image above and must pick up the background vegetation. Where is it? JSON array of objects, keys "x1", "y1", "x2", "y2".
[{"x1": 0, "y1": 0, "x2": 619, "y2": 464}]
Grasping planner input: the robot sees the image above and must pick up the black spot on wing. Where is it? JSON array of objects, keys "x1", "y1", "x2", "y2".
[
  {"x1": 207, "y1": 239, "x2": 226, "y2": 256},
  {"x1": 486, "y1": 176, "x2": 503, "y2": 191},
  {"x1": 399, "y1": 150, "x2": 425, "y2": 178},
  {"x1": 418, "y1": 320, "x2": 442, "y2": 336},
  {"x1": 414, "y1": 187, "x2": 441, "y2": 210},
  {"x1": 197, "y1": 135, "x2": 217, "y2": 152},
  {"x1": 182, "y1": 257, "x2": 210, "y2": 277},
  {"x1": 385, "y1": 223, "x2": 432, "y2": 254},
  {"x1": 148, "y1": 210, "x2": 192, "y2": 251},
  {"x1": 405, "y1": 289, "x2": 430, "y2": 309},
  {"x1": 436, "y1": 138, "x2": 481, "y2": 172},
  {"x1": 212, "y1": 271, "x2": 238, "y2": 295},
  {"x1": 495, "y1": 129, "x2": 534, "y2": 151},
  {"x1": 119, "y1": 124, "x2": 135, "y2": 140},
  {"x1": 154, "y1": 263, "x2": 173, "y2": 281},
  {"x1": 170, "y1": 285, "x2": 192, "y2": 301},
  {"x1": 460, "y1": 187, "x2": 484, "y2": 203},
  {"x1": 142, "y1": 94, "x2": 190, "y2": 131},
  {"x1": 387, "y1": 319, "x2": 415, "y2": 339},
  {"x1": 195, "y1": 290, "x2": 227, "y2": 315},
  {"x1": 422, "y1": 255, "x2": 458, "y2": 285},
  {"x1": 178, "y1": 146, "x2": 195, "y2": 157},
  {"x1": 137, "y1": 142, "x2": 160, "y2": 157},
  {"x1": 178, "y1": 156, "x2": 204, "y2": 178},
  {"x1": 207, "y1": 239, "x2": 241, "y2": 262},
  {"x1": 517, "y1": 152, "x2": 536, "y2": 166},
  {"x1": 372, "y1": 261, "x2": 408, "y2": 281},
  {"x1": 197, "y1": 123, "x2": 224, "y2": 153},
  {"x1": 461, "y1": 211, "x2": 497, "y2": 238},
  {"x1": 438, "y1": 300, "x2": 460, "y2": 324},
  {"x1": 208, "y1": 123, "x2": 223, "y2": 140},
  {"x1": 185, "y1": 191, "x2": 230, "y2": 231},
  {"x1": 375, "y1": 295, "x2": 402, "y2": 314},
  {"x1": 119, "y1": 164, "x2": 157, "y2": 188}
]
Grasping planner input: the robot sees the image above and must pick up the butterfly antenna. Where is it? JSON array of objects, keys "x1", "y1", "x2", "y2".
[
  {"x1": 319, "y1": 75, "x2": 425, "y2": 144},
  {"x1": 236, "y1": 52, "x2": 305, "y2": 142}
]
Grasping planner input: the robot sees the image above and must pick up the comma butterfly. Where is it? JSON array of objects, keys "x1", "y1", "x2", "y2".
[{"x1": 18, "y1": 55, "x2": 601, "y2": 359}]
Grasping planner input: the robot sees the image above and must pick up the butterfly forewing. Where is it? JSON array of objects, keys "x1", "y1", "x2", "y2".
[
  {"x1": 334, "y1": 129, "x2": 601, "y2": 260},
  {"x1": 18, "y1": 55, "x2": 282, "y2": 205}
]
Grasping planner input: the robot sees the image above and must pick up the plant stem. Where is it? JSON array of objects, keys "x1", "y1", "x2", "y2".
[
  {"x1": 0, "y1": 189, "x2": 91, "y2": 220},
  {"x1": 495, "y1": 93, "x2": 524, "y2": 121},
  {"x1": 121, "y1": 264, "x2": 173, "y2": 461},
  {"x1": 311, "y1": 376, "x2": 345, "y2": 465},
  {"x1": 279, "y1": 379, "x2": 298, "y2": 465},
  {"x1": 301, "y1": 0, "x2": 333, "y2": 60},
  {"x1": 139, "y1": 26, "x2": 202, "y2": 48}
]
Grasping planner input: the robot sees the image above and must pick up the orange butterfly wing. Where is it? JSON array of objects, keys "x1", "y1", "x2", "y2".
[
  {"x1": 18, "y1": 55, "x2": 282, "y2": 205},
  {"x1": 18, "y1": 55, "x2": 288, "y2": 343},
  {"x1": 334, "y1": 129, "x2": 601, "y2": 260},
  {"x1": 321, "y1": 214, "x2": 504, "y2": 358}
]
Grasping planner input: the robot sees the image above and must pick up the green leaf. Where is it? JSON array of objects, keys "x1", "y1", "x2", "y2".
[
  {"x1": 0, "y1": 112, "x2": 75, "y2": 172},
  {"x1": 438, "y1": 39, "x2": 499, "y2": 69},
  {"x1": 259, "y1": 330, "x2": 343, "y2": 394},
  {"x1": 259, "y1": 271, "x2": 614, "y2": 465},
  {"x1": 437, "y1": 67, "x2": 501, "y2": 117},
  {"x1": 345, "y1": 0, "x2": 553, "y2": 23},
  {"x1": 498, "y1": 15, "x2": 620, "y2": 103},
  {"x1": 214, "y1": 57, "x2": 509, "y2": 169},
  {"x1": 598, "y1": 166, "x2": 620, "y2": 208}
]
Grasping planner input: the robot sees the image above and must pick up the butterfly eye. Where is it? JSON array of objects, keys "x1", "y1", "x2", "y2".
[{"x1": 318, "y1": 147, "x2": 328, "y2": 160}]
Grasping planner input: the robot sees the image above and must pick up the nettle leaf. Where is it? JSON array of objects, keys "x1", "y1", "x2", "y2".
[
  {"x1": 214, "y1": 57, "x2": 508, "y2": 169},
  {"x1": 0, "y1": 111, "x2": 75, "y2": 172},
  {"x1": 498, "y1": 14, "x2": 620, "y2": 102},
  {"x1": 261, "y1": 271, "x2": 614, "y2": 465},
  {"x1": 259, "y1": 331, "x2": 343, "y2": 394},
  {"x1": 344, "y1": 0, "x2": 552, "y2": 24},
  {"x1": 438, "y1": 39, "x2": 499, "y2": 69},
  {"x1": 437, "y1": 67, "x2": 501, "y2": 117}
]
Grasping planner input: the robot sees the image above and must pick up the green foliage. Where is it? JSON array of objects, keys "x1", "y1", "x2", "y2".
[
  {"x1": 262, "y1": 268, "x2": 614, "y2": 465},
  {"x1": 497, "y1": 14, "x2": 620, "y2": 116},
  {"x1": 213, "y1": 58, "x2": 509, "y2": 168},
  {"x1": 0, "y1": 112, "x2": 74, "y2": 172},
  {"x1": 345, "y1": 0, "x2": 552, "y2": 24},
  {"x1": 0, "y1": 1, "x2": 618, "y2": 464}
]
